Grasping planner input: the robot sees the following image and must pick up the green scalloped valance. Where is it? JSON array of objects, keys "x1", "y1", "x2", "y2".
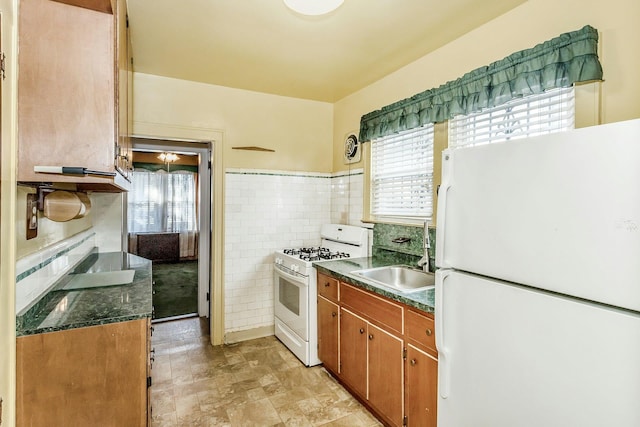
[{"x1": 359, "y1": 25, "x2": 603, "y2": 142}]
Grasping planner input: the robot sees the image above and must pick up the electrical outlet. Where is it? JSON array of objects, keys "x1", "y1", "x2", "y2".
[{"x1": 26, "y1": 193, "x2": 38, "y2": 240}]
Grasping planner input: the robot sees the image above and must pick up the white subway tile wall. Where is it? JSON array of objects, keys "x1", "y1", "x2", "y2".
[
  {"x1": 15, "y1": 229, "x2": 96, "y2": 314},
  {"x1": 224, "y1": 168, "x2": 364, "y2": 334},
  {"x1": 331, "y1": 169, "x2": 364, "y2": 226}
]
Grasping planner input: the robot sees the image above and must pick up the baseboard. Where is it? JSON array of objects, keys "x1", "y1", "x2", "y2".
[{"x1": 224, "y1": 324, "x2": 274, "y2": 344}]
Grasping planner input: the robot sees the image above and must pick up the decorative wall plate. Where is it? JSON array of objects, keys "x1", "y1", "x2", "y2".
[{"x1": 344, "y1": 133, "x2": 361, "y2": 164}]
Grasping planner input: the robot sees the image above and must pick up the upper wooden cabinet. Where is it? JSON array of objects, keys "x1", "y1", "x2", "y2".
[
  {"x1": 52, "y1": 0, "x2": 114, "y2": 13},
  {"x1": 17, "y1": 0, "x2": 132, "y2": 192}
]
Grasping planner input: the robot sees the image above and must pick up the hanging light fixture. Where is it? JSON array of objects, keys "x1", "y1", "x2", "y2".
[
  {"x1": 158, "y1": 152, "x2": 180, "y2": 163},
  {"x1": 283, "y1": 0, "x2": 344, "y2": 16}
]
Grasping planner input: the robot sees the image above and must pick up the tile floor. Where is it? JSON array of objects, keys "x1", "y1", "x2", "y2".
[{"x1": 150, "y1": 317, "x2": 383, "y2": 427}]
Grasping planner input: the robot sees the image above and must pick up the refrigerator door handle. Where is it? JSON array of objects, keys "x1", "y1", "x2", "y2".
[
  {"x1": 435, "y1": 269, "x2": 451, "y2": 399},
  {"x1": 436, "y1": 150, "x2": 452, "y2": 268}
]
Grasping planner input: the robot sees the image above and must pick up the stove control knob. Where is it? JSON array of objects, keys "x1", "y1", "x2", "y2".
[{"x1": 292, "y1": 265, "x2": 299, "y2": 273}]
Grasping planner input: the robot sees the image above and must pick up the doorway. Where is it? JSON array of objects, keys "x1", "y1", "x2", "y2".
[{"x1": 125, "y1": 138, "x2": 212, "y2": 321}]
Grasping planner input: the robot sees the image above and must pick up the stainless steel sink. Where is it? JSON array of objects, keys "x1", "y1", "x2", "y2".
[{"x1": 351, "y1": 265, "x2": 435, "y2": 293}]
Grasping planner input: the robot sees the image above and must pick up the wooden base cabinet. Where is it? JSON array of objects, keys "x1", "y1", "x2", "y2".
[
  {"x1": 339, "y1": 284, "x2": 405, "y2": 427},
  {"x1": 317, "y1": 273, "x2": 438, "y2": 427},
  {"x1": 406, "y1": 344, "x2": 438, "y2": 427},
  {"x1": 317, "y1": 295, "x2": 339, "y2": 374},
  {"x1": 339, "y1": 308, "x2": 367, "y2": 397},
  {"x1": 367, "y1": 323, "x2": 404, "y2": 426},
  {"x1": 16, "y1": 319, "x2": 150, "y2": 427},
  {"x1": 339, "y1": 307, "x2": 404, "y2": 426}
]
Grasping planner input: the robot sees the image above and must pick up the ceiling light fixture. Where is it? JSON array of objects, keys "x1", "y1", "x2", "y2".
[
  {"x1": 158, "y1": 152, "x2": 179, "y2": 163},
  {"x1": 283, "y1": 0, "x2": 344, "y2": 16}
]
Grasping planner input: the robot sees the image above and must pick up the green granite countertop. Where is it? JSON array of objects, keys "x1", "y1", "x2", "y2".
[
  {"x1": 313, "y1": 256, "x2": 435, "y2": 314},
  {"x1": 17, "y1": 251, "x2": 153, "y2": 337}
]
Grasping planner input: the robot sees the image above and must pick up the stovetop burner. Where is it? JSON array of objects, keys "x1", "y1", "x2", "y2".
[{"x1": 283, "y1": 246, "x2": 351, "y2": 262}]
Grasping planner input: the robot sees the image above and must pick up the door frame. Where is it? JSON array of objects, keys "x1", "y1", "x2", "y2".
[
  {"x1": 131, "y1": 122, "x2": 225, "y2": 345},
  {"x1": 128, "y1": 138, "x2": 211, "y2": 317}
]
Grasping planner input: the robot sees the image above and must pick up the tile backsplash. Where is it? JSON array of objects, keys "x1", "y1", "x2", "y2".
[
  {"x1": 15, "y1": 229, "x2": 96, "y2": 314},
  {"x1": 372, "y1": 223, "x2": 436, "y2": 271}
]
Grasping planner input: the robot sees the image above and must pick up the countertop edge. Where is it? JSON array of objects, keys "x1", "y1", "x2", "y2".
[{"x1": 16, "y1": 314, "x2": 152, "y2": 337}]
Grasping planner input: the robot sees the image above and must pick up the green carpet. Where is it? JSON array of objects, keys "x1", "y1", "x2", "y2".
[{"x1": 152, "y1": 261, "x2": 199, "y2": 319}]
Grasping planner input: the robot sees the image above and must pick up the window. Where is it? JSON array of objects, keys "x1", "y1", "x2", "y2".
[
  {"x1": 370, "y1": 125, "x2": 434, "y2": 221},
  {"x1": 127, "y1": 170, "x2": 197, "y2": 233},
  {"x1": 449, "y1": 86, "x2": 575, "y2": 148}
]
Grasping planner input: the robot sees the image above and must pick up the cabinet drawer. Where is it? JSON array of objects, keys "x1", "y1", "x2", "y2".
[
  {"x1": 318, "y1": 273, "x2": 339, "y2": 301},
  {"x1": 340, "y1": 283, "x2": 403, "y2": 335},
  {"x1": 405, "y1": 309, "x2": 436, "y2": 353}
]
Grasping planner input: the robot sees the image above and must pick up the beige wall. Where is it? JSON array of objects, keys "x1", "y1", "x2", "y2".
[
  {"x1": 333, "y1": 0, "x2": 640, "y2": 173},
  {"x1": 134, "y1": 73, "x2": 334, "y2": 173},
  {"x1": 1, "y1": 0, "x2": 17, "y2": 424}
]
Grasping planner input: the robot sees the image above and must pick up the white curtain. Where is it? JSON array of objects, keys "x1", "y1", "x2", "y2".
[{"x1": 128, "y1": 169, "x2": 198, "y2": 257}]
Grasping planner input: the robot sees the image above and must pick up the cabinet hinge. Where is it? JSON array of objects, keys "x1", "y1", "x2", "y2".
[
  {"x1": 206, "y1": 292, "x2": 210, "y2": 301},
  {"x1": 403, "y1": 347, "x2": 407, "y2": 360},
  {"x1": 147, "y1": 376, "x2": 152, "y2": 388},
  {"x1": 126, "y1": 14, "x2": 129, "y2": 28},
  {"x1": 1, "y1": 52, "x2": 6, "y2": 80},
  {"x1": 403, "y1": 415, "x2": 408, "y2": 426}
]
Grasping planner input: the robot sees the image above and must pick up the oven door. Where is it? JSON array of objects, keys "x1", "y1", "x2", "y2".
[{"x1": 274, "y1": 265, "x2": 309, "y2": 341}]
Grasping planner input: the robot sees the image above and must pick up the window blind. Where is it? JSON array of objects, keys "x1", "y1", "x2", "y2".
[
  {"x1": 371, "y1": 125, "x2": 434, "y2": 219},
  {"x1": 449, "y1": 86, "x2": 575, "y2": 148}
]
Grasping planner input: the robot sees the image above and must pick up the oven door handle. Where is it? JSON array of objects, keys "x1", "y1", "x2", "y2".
[{"x1": 275, "y1": 266, "x2": 308, "y2": 286}]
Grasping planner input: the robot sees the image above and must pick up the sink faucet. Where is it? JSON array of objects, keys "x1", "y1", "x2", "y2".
[{"x1": 417, "y1": 221, "x2": 430, "y2": 272}]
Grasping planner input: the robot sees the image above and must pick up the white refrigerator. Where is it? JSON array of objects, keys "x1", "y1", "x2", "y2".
[{"x1": 435, "y1": 119, "x2": 640, "y2": 427}]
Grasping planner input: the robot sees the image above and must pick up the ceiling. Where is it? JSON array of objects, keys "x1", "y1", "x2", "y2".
[{"x1": 127, "y1": 0, "x2": 525, "y2": 103}]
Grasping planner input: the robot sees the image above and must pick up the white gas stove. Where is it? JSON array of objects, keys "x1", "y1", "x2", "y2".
[{"x1": 274, "y1": 224, "x2": 369, "y2": 366}]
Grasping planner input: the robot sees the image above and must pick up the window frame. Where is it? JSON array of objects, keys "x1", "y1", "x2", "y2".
[{"x1": 367, "y1": 124, "x2": 435, "y2": 225}]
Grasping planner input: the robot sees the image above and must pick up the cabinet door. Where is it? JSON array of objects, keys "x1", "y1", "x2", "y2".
[
  {"x1": 406, "y1": 344, "x2": 438, "y2": 427},
  {"x1": 339, "y1": 308, "x2": 367, "y2": 398},
  {"x1": 17, "y1": 0, "x2": 117, "y2": 183},
  {"x1": 317, "y1": 296, "x2": 339, "y2": 374},
  {"x1": 368, "y1": 323, "x2": 404, "y2": 427}
]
